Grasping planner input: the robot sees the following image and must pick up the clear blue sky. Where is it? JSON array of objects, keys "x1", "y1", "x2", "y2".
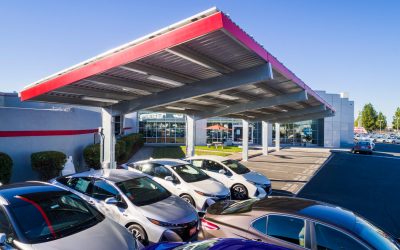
[{"x1": 1, "y1": 1, "x2": 399, "y2": 122}]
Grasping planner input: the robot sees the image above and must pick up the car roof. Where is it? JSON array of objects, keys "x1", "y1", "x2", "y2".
[
  {"x1": 186, "y1": 155, "x2": 228, "y2": 162},
  {"x1": 135, "y1": 158, "x2": 189, "y2": 167},
  {"x1": 67, "y1": 169, "x2": 145, "y2": 183},
  {"x1": 252, "y1": 197, "x2": 358, "y2": 233},
  {"x1": 0, "y1": 181, "x2": 65, "y2": 205}
]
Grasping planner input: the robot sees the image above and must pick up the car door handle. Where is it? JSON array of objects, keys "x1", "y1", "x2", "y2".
[
  {"x1": 87, "y1": 200, "x2": 95, "y2": 205},
  {"x1": 251, "y1": 238, "x2": 262, "y2": 242}
]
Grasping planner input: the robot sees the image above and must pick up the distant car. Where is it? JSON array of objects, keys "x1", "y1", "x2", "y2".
[
  {"x1": 127, "y1": 159, "x2": 231, "y2": 211},
  {"x1": 145, "y1": 238, "x2": 290, "y2": 250},
  {"x1": 201, "y1": 197, "x2": 400, "y2": 250},
  {"x1": 51, "y1": 169, "x2": 199, "y2": 245},
  {"x1": 186, "y1": 155, "x2": 272, "y2": 200},
  {"x1": 0, "y1": 182, "x2": 139, "y2": 249},
  {"x1": 352, "y1": 141, "x2": 373, "y2": 154},
  {"x1": 359, "y1": 139, "x2": 375, "y2": 150}
]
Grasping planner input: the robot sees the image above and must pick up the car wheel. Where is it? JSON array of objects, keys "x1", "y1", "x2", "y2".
[
  {"x1": 127, "y1": 224, "x2": 148, "y2": 246},
  {"x1": 232, "y1": 184, "x2": 248, "y2": 200},
  {"x1": 180, "y1": 194, "x2": 195, "y2": 207}
]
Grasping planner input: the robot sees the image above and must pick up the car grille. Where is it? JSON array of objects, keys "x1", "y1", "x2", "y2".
[{"x1": 170, "y1": 220, "x2": 198, "y2": 241}]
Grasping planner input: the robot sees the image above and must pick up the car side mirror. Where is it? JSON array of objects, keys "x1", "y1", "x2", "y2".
[
  {"x1": 164, "y1": 176, "x2": 174, "y2": 182},
  {"x1": 218, "y1": 169, "x2": 226, "y2": 175},
  {"x1": 105, "y1": 197, "x2": 119, "y2": 205}
]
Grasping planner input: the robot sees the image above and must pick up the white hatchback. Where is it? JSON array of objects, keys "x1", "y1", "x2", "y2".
[
  {"x1": 186, "y1": 155, "x2": 272, "y2": 200},
  {"x1": 126, "y1": 159, "x2": 231, "y2": 212}
]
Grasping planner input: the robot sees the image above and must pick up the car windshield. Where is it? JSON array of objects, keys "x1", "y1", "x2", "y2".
[
  {"x1": 116, "y1": 177, "x2": 170, "y2": 206},
  {"x1": 355, "y1": 217, "x2": 399, "y2": 250},
  {"x1": 11, "y1": 191, "x2": 104, "y2": 244},
  {"x1": 172, "y1": 164, "x2": 210, "y2": 183},
  {"x1": 221, "y1": 159, "x2": 250, "y2": 174}
]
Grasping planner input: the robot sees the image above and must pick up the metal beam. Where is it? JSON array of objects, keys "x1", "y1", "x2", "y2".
[
  {"x1": 90, "y1": 75, "x2": 163, "y2": 93},
  {"x1": 272, "y1": 110, "x2": 334, "y2": 124},
  {"x1": 250, "y1": 105, "x2": 326, "y2": 122},
  {"x1": 196, "y1": 91, "x2": 308, "y2": 120},
  {"x1": 242, "y1": 119, "x2": 249, "y2": 161},
  {"x1": 112, "y1": 64, "x2": 273, "y2": 114},
  {"x1": 166, "y1": 46, "x2": 232, "y2": 73},
  {"x1": 59, "y1": 86, "x2": 134, "y2": 101},
  {"x1": 32, "y1": 94, "x2": 109, "y2": 107},
  {"x1": 101, "y1": 108, "x2": 116, "y2": 169},
  {"x1": 275, "y1": 123, "x2": 281, "y2": 151},
  {"x1": 262, "y1": 121, "x2": 269, "y2": 155},
  {"x1": 186, "y1": 115, "x2": 196, "y2": 157}
]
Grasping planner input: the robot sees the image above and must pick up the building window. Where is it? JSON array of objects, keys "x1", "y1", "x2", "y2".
[{"x1": 114, "y1": 115, "x2": 122, "y2": 136}]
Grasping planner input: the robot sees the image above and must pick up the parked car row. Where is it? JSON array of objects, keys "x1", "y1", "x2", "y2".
[
  {"x1": 1, "y1": 155, "x2": 399, "y2": 250},
  {"x1": 355, "y1": 133, "x2": 400, "y2": 144}
]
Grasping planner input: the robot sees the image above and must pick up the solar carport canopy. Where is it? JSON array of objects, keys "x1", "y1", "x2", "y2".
[{"x1": 20, "y1": 7, "x2": 334, "y2": 123}]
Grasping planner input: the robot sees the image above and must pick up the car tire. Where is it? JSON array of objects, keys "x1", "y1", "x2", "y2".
[
  {"x1": 231, "y1": 184, "x2": 248, "y2": 200},
  {"x1": 127, "y1": 224, "x2": 148, "y2": 246},
  {"x1": 180, "y1": 194, "x2": 196, "y2": 207}
]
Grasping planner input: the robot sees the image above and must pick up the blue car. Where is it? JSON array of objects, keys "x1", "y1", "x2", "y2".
[{"x1": 145, "y1": 238, "x2": 290, "y2": 250}]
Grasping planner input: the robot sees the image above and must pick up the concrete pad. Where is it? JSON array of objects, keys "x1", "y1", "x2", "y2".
[{"x1": 241, "y1": 147, "x2": 331, "y2": 196}]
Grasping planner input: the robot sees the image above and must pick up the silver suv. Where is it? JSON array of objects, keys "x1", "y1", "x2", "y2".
[{"x1": 51, "y1": 169, "x2": 199, "y2": 246}]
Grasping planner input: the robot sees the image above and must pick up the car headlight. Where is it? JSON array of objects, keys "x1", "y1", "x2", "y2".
[
  {"x1": 147, "y1": 217, "x2": 178, "y2": 227},
  {"x1": 194, "y1": 190, "x2": 217, "y2": 197}
]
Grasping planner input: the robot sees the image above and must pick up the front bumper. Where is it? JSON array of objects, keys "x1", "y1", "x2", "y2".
[
  {"x1": 160, "y1": 219, "x2": 199, "y2": 242},
  {"x1": 252, "y1": 184, "x2": 272, "y2": 198}
]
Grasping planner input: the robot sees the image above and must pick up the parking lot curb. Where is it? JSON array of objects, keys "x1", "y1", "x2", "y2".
[{"x1": 295, "y1": 152, "x2": 334, "y2": 196}]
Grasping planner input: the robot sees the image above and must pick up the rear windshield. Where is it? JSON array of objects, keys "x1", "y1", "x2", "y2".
[
  {"x1": 221, "y1": 198, "x2": 259, "y2": 215},
  {"x1": 355, "y1": 217, "x2": 399, "y2": 250},
  {"x1": 11, "y1": 191, "x2": 104, "y2": 244}
]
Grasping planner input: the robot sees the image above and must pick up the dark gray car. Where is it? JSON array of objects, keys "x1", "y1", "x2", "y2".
[{"x1": 0, "y1": 182, "x2": 139, "y2": 250}]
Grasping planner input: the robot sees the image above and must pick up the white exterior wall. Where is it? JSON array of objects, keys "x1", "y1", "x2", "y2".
[{"x1": 316, "y1": 91, "x2": 354, "y2": 148}]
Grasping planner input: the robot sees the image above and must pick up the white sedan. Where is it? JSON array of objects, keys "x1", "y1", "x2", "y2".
[
  {"x1": 186, "y1": 155, "x2": 272, "y2": 200},
  {"x1": 126, "y1": 159, "x2": 230, "y2": 212}
]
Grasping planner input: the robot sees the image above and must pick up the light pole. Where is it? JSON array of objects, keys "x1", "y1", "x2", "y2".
[
  {"x1": 378, "y1": 119, "x2": 383, "y2": 134},
  {"x1": 395, "y1": 117, "x2": 399, "y2": 133}
]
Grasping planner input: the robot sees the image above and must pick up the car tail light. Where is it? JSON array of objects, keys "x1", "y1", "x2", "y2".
[{"x1": 201, "y1": 218, "x2": 219, "y2": 230}]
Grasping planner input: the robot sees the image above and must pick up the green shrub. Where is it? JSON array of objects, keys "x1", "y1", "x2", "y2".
[
  {"x1": 83, "y1": 133, "x2": 144, "y2": 167},
  {"x1": 31, "y1": 151, "x2": 66, "y2": 180},
  {"x1": 83, "y1": 144, "x2": 101, "y2": 170},
  {"x1": 116, "y1": 140, "x2": 126, "y2": 160},
  {"x1": 0, "y1": 152, "x2": 13, "y2": 184}
]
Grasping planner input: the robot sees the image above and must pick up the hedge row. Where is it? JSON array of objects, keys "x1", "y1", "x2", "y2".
[
  {"x1": 0, "y1": 152, "x2": 13, "y2": 184},
  {"x1": 83, "y1": 133, "x2": 144, "y2": 169},
  {"x1": 31, "y1": 151, "x2": 66, "y2": 181}
]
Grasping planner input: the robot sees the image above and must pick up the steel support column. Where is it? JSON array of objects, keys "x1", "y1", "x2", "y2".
[
  {"x1": 262, "y1": 121, "x2": 269, "y2": 155},
  {"x1": 275, "y1": 123, "x2": 281, "y2": 152},
  {"x1": 242, "y1": 119, "x2": 249, "y2": 161},
  {"x1": 101, "y1": 108, "x2": 116, "y2": 169},
  {"x1": 186, "y1": 115, "x2": 196, "y2": 157}
]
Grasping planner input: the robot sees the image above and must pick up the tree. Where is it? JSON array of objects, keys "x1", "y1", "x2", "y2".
[
  {"x1": 354, "y1": 116, "x2": 359, "y2": 127},
  {"x1": 361, "y1": 103, "x2": 378, "y2": 132},
  {"x1": 375, "y1": 112, "x2": 387, "y2": 131},
  {"x1": 392, "y1": 107, "x2": 400, "y2": 131}
]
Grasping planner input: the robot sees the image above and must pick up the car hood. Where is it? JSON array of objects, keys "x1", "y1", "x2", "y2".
[
  {"x1": 189, "y1": 179, "x2": 229, "y2": 195},
  {"x1": 243, "y1": 171, "x2": 270, "y2": 185},
  {"x1": 138, "y1": 195, "x2": 197, "y2": 224},
  {"x1": 32, "y1": 218, "x2": 135, "y2": 250}
]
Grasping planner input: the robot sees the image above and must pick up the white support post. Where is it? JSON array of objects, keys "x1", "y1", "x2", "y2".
[
  {"x1": 262, "y1": 121, "x2": 269, "y2": 155},
  {"x1": 275, "y1": 123, "x2": 281, "y2": 152},
  {"x1": 101, "y1": 108, "x2": 116, "y2": 169},
  {"x1": 242, "y1": 119, "x2": 249, "y2": 161},
  {"x1": 186, "y1": 115, "x2": 196, "y2": 157}
]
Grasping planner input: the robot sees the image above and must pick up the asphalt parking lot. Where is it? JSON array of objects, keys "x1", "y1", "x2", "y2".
[
  {"x1": 242, "y1": 148, "x2": 332, "y2": 196},
  {"x1": 297, "y1": 143, "x2": 400, "y2": 238}
]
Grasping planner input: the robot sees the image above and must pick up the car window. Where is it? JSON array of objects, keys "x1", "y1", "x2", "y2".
[
  {"x1": 203, "y1": 160, "x2": 224, "y2": 172},
  {"x1": 65, "y1": 177, "x2": 93, "y2": 195},
  {"x1": 267, "y1": 215, "x2": 306, "y2": 247},
  {"x1": 191, "y1": 160, "x2": 203, "y2": 168},
  {"x1": 140, "y1": 163, "x2": 157, "y2": 176},
  {"x1": 0, "y1": 209, "x2": 14, "y2": 243},
  {"x1": 153, "y1": 165, "x2": 173, "y2": 179},
  {"x1": 315, "y1": 223, "x2": 368, "y2": 250},
  {"x1": 116, "y1": 177, "x2": 170, "y2": 206},
  {"x1": 91, "y1": 179, "x2": 119, "y2": 200},
  {"x1": 252, "y1": 216, "x2": 267, "y2": 234}
]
